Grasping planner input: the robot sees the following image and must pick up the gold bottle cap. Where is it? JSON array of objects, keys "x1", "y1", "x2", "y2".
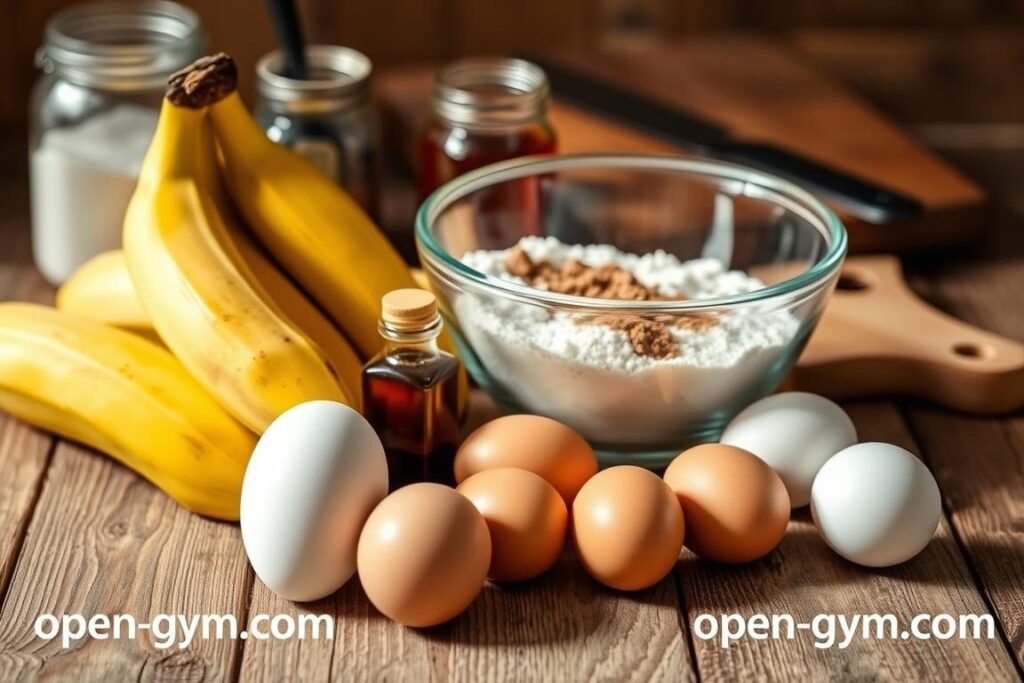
[{"x1": 381, "y1": 289, "x2": 438, "y2": 330}]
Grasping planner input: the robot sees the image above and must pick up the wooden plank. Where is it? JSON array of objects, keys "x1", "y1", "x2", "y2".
[
  {"x1": 896, "y1": 152, "x2": 1024, "y2": 670},
  {"x1": 675, "y1": 401, "x2": 1018, "y2": 681},
  {"x1": 907, "y1": 407, "x2": 1024, "y2": 671},
  {"x1": 0, "y1": 442, "x2": 251, "y2": 680},
  {"x1": 0, "y1": 418, "x2": 51, "y2": 606},
  {"x1": 794, "y1": 29, "x2": 1024, "y2": 125},
  {"x1": 448, "y1": 0, "x2": 589, "y2": 57},
  {"x1": 239, "y1": 579, "x2": 434, "y2": 681},
  {"x1": 239, "y1": 546, "x2": 693, "y2": 681},
  {"x1": 315, "y1": 0, "x2": 447, "y2": 65}
]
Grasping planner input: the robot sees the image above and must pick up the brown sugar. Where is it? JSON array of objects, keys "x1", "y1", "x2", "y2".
[
  {"x1": 588, "y1": 315, "x2": 679, "y2": 360},
  {"x1": 506, "y1": 246, "x2": 719, "y2": 359},
  {"x1": 505, "y1": 246, "x2": 540, "y2": 280},
  {"x1": 506, "y1": 247, "x2": 654, "y2": 300}
]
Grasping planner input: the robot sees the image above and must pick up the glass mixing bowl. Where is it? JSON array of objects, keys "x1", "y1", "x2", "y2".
[{"x1": 416, "y1": 154, "x2": 847, "y2": 466}]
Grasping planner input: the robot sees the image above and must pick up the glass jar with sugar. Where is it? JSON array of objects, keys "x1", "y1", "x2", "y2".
[{"x1": 30, "y1": 0, "x2": 204, "y2": 284}]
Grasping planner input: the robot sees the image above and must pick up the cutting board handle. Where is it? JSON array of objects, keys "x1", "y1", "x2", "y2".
[{"x1": 791, "y1": 256, "x2": 1024, "y2": 413}]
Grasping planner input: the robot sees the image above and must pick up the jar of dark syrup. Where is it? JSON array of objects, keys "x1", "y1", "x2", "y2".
[
  {"x1": 362, "y1": 289, "x2": 461, "y2": 491},
  {"x1": 417, "y1": 57, "x2": 557, "y2": 199}
]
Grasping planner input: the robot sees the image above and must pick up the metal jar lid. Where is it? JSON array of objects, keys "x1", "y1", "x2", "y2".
[
  {"x1": 36, "y1": 0, "x2": 204, "y2": 91},
  {"x1": 257, "y1": 45, "x2": 372, "y2": 115},
  {"x1": 433, "y1": 57, "x2": 550, "y2": 128}
]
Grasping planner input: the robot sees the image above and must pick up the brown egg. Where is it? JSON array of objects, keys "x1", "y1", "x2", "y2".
[
  {"x1": 457, "y1": 468, "x2": 568, "y2": 582},
  {"x1": 664, "y1": 444, "x2": 790, "y2": 564},
  {"x1": 572, "y1": 466, "x2": 684, "y2": 591},
  {"x1": 356, "y1": 483, "x2": 491, "y2": 627},
  {"x1": 455, "y1": 414, "x2": 598, "y2": 503}
]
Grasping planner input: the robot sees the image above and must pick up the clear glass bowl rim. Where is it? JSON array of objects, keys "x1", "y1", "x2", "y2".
[{"x1": 415, "y1": 153, "x2": 848, "y2": 312}]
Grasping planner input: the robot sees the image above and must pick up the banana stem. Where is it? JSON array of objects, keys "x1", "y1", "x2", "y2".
[
  {"x1": 167, "y1": 53, "x2": 238, "y2": 109},
  {"x1": 170, "y1": 54, "x2": 267, "y2": 167}
]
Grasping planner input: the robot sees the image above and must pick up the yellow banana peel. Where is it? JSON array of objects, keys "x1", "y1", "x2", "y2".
[
  {"x1": 0, "y1": 303, "x2": 254, "y2": 520},
  {"x1": 123, "y1": 95, "x2": 355, "y2": 433},
  {"x1": 56, "y1": 250, "x2": 161, "y2": 344}
]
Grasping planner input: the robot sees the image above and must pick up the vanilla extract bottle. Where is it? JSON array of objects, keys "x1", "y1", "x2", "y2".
[{"x1": 362, "y1": 289, "x2": 461, "y2": 491}]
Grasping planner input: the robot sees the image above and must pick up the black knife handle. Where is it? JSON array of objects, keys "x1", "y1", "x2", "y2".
[{"x1": 714, "y1": 142, "x2": 922, "y2": 224}]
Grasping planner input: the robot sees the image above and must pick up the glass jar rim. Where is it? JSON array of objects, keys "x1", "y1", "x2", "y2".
[
  {"x1": 433, "y1": 57, "x2": 550, "y2": 128},
  {"x1": 416, "y1": 153, "x2": 848, "y2": 313},
  {"x1": 256, "y1": 45, "x2": 372, "y2": 114},
  {"x1": 37, "y1": 0, "x2": 203, "y2": 91}
]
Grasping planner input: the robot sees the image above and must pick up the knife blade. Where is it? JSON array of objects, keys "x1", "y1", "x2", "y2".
[{"x1": 526, "y1": 54, "x2": 922, "y2": 224}]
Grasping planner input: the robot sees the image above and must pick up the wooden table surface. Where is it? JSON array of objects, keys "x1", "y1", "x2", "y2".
[{"x1": 1, "y1": 36, "x2": 1023, "y2": 681}]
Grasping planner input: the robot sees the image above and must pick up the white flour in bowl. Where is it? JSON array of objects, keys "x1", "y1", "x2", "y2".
[{"x1": 455, "y1": 236, "x2": 801, "y2": 446}]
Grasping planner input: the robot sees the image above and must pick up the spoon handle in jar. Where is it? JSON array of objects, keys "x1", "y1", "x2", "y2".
[{"x1": 266, "y1": 0, "x2": 308, "y2": 79}]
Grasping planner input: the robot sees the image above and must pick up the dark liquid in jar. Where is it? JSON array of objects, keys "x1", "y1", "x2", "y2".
[
  {"x1": 362, "y1": 349, "x2": 461, "y2": 491},
  {"x1": 417, "y1": 122, "x2": 557, "y2": 199}
]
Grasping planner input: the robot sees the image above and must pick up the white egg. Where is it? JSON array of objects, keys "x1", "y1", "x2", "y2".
[
  {"x1": 720, "y1": 392, "x2": 856, "y2": 507},
  {"x1": 811, "y1": 442, "x2": 941, "y2": 567},
  {"x1": 241, "y1": 400, "x2": 388, "y2": 601}
]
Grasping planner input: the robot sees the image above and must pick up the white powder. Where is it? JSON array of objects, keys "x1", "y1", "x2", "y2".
[
  {"x1": 31, "y1": 105, "x2": 158, "y2": 284},
  {"x1": 456, "y1": 237, "x2": 800, "y2": 448}
]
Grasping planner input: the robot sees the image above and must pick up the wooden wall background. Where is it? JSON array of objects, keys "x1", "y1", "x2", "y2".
[{"x1": 2, "y1": 0, "x2": 1024, "y2": 129}]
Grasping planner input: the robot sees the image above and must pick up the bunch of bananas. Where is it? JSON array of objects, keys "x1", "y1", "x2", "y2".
[{"x1": 0, "y1": 53, "x2": 460, "y2": 520}]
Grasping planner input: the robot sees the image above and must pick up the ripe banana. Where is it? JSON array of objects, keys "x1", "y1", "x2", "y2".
[
  {"x1": 187, "y1": 53, "x2": 468, "y2": 413},
  {"x1": 123, "y1": 91, "x2": 355, "y2": 433},
  {"x1": 0, "y1": 303, "x2": 254, "y2": 520},
  {"x1": 205, "y1": 72, "x2": 417, "y2": 358},
  {"x1": 56, "y1": 250, "x2": 161, "y2": 344},
  {"x1": 59, "y1": 245, "x2": 366, "y2": 408}
]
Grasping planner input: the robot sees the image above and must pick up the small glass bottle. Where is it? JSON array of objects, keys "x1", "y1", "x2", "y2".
[
  {"x1": 255, "y1": 45, "x2": 379, "y2": 217},
  {"x1": 417, "y1": 57, "x2": 557, "y2": 199},
  {"x1": 362, "y1": 289, "x2": 461, "y2": 491}
]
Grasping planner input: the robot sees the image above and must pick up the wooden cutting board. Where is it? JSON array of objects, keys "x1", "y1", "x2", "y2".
[
  {"x1": 786, "y1": 255, "x2": 1024, "y2": 413},
  {"x1": 377, "y1": 38, "x2": 987, "y2": 253}
]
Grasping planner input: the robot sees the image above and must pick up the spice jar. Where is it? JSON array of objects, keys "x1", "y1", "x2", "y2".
[
  {"x1": 418, "y1": 57, "x2": 557, "y2": 198},
  {"x1": 30, "y1": 0, "x2": 204, "y2": 284},
  {"x1": 256, "y1": 46, "x2": 378, "y2": 217}
]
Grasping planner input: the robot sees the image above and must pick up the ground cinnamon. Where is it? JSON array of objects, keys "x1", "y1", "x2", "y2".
[{"x1": 505, "y1": 246, "x2": 718, "y2": 359}]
